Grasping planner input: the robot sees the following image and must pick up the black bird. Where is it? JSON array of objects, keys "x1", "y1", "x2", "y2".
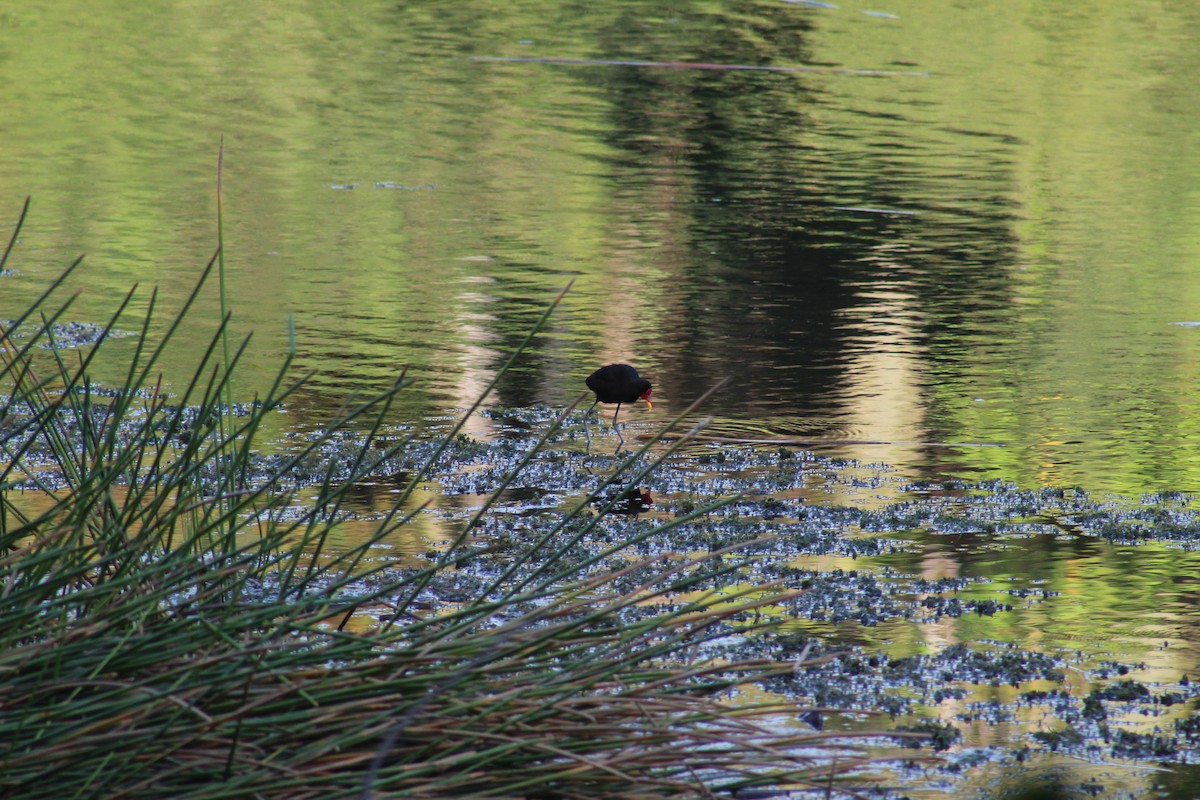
[{"x1": 585, "y1": 363, "x2": 653, "y2": 426}]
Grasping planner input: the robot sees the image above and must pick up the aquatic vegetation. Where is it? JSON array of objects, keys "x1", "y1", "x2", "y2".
[
  {"x1": 10, "y1": 184, "x2": 1200, "y2": 797},
  {"x1": 0, "y1": 201, "x2": 900, "y2": 799}
]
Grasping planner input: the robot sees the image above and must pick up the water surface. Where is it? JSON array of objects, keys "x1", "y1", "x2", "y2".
[
  {"x1": 5, "y1": 2, "x2": 1200, "y2": 794},
  {"x1": 5, "y1": 1, "x2": 1200, "y2": 493}
]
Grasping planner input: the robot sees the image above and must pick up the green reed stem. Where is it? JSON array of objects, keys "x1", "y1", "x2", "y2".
[{"x1": 0, "y1": 199, "x2": 905, "y2": 800}]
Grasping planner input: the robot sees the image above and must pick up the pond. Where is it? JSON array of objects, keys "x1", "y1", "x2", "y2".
[{"x1": 4, "y1": 1, "x2": 1200, "y2": 796}]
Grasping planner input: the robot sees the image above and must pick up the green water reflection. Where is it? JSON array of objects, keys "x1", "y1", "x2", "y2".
[
  {"x1": 4, "y1": 2, "x2": 1200, "y2": 494},
  {"x1": 5, "y1": 4, "x2": 1200, "y2": 789}
]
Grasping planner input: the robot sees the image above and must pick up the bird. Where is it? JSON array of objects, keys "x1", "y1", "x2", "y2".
[{"x1": 585, "y1": 363, "x2": 653, "y2": 426}]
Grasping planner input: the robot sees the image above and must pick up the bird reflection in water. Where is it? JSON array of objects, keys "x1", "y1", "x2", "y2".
[{"x1": 591, "y1": 487, "x2": 654, "y2": 517}]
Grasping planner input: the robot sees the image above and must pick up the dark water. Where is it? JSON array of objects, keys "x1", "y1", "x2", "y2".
[{"x1": 5, "y1": 2, "x2": 1200, "y2": 794}]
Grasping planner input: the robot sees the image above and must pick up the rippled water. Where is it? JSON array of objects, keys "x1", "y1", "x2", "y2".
[
  {"x1": 5, "y1": 3, "x2": 1200, "y2": 793},
  {"x1": 5, "y1": 1, "x2": 1200, "y2": 494}
]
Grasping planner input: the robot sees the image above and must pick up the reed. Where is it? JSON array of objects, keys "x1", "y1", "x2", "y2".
[{"x1": 0, "y1": 201, "x2": 897, "y2": 799}]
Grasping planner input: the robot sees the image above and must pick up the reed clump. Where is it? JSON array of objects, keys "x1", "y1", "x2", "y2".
[{"x1": 0, "y1": 201, "x2": 891, "y2": 799}]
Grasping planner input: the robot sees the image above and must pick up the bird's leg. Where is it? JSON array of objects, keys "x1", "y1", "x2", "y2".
[
  {"x1": 583, "y1": 400, "x2": 600, "y2": 452},
  {"x1": 611, "y1": 403, "x2": 622, "y2": 428}
]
